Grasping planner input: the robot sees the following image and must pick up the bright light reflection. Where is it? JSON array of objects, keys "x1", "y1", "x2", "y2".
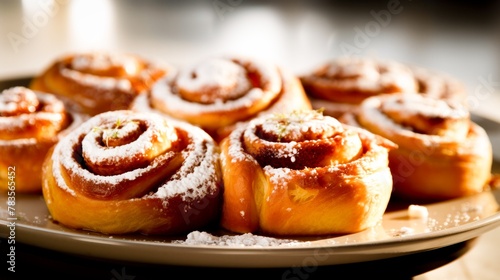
[
  {"x1": 68, "y1": 0, "x2": 115, "y2": 49},
  {"x1": 21, "y1": 0, "x2": 53, "y2": 17},
  {"x1": 214, "y1": 7, "x2": 288, "y2": 63},
  {"x1": 20, "y1": 0, "x2": 59, "y2": 31}
]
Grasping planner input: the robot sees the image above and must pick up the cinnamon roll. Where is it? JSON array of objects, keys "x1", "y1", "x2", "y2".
[
  {"x1": 0, "y1": 86, "x2": 85, "y2": 193},
  {"x1": 340, "y1": 93, "x2": 493, "y2": 200},
  {"x1": 219, "y1": 109, "x2": 396, "y2": 236},
  {"x1": 131, "y1": 56, "x2": 312, "y2": 142},
  {"x1": 42, "y1": 110, "x2": 223, "y2": 235},
  {"x1": 30, "y1": 51, "x2": 168, "y2": 115},
  {"x1": 409, "y1": 66, "x2": 467, "y2": 104},
  {"x1": 300, "y1": 57, "x2": 418, "y2": 118}
]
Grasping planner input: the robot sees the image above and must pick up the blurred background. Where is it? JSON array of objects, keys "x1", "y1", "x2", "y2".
[{"x1": 1, "y1": 0, "x2": 499, "y2": 121}]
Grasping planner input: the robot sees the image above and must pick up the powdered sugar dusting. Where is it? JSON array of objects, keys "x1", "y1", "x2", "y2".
[
  {"x1": 226, "y1": 125, "x2": 258, "y2": 164},
  {"x1": 320, "y1": 57, "x2": 418, "y2": 93},
  {"x1": 236, "y1": 57, "x2": 281, "y2": 94},
  {"x1": 176, "y1": 58, "x2": 251, "y2": 100},
  {"x1": 71, "y1": 52, "x2": 139, "y2": 73},
  {"x1": 0, "y1": 86, "x2": 39, "y2": 114},
  {"x1": 226, "y1": 110, "x2": 350, "y2": 166},
  {"x1": 51, "y1": 111, "x2": 219, "y2": 202},
  {"x1": 408, "y1": 205, "x2": 429, "y2": 220},
  {"x1": 175, "y1": 231, "x2": 305, "y2": 247},
  {"x1": 0, "y1": 136, "x2": 38, "y2": 147},
  {"x1": 152, "y1": 79, "x2": 267, "y2": 114},
  {"x1": 360, "y1": 96, "x2": 442, "y2": 144},
  {"x1": 154, "y1": 121, "x2": 220, "y2": 202},
  {"x1": 264, "y1": 166, "x2": 292, "y2": 187},
  {"x1": 410, "y1": 65, "x2": 466, "y2": 101},
  {"x1": 0, "y1": 87, "x2": 68, "y2": 138},
  {"x1": 56, "y1": 153, "x2": 173, "y2": 197},
  {"x1": 0, "y1": 100, "x2": 18, "y2": 114},
  {"x1": 81, "y1": 116, "x2": 177, "y2": 168},
  {"x1": 149, "y1": 56, "x2": 282, "y2": 116},
  {"x1": 258, "y1": 110, "x2": 342, "y2": 141},
  {"x1": 272, "y1": 142, "x2": 298, "y2": 162},
  {"x1": 360, "y1": 94, "x2": 473, "y2": 146},
  {"x1": 0, "y1": 111, "x2": 65, "y2": 135},
  {"x1": 52, "y1": 111, "x2": 164, "y2": 195},
  {"x1": 390, "y1": 226, "x2": 415, "y2": 237},
  {"x1": 61, "y1": 68, "x2": 132, "y2": 92},
  {"x1": 380, "y1": 93, "x2": 468, "y2": 120}
]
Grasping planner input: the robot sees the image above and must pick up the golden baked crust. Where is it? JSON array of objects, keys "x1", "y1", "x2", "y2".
[
  {"x1": 409, "y1": 65, "x2": 467, "y2": 104},
  {"x1": 300, "y1": 57, "x2": 418, "y2": 118},
  {"x1": 340, "y1": 93, "x2": 493, "y2": 200},
  {"x1": 219, "y1": 110, "x2": 396, "y2": 236},
  {"x1": 30, "y1": 52, "x2": 168, "y2": 115},
  {"x1": 0, "y1": 87, "x2": 85, "y2": 193},
  {"x1": 131, "y1": 56, "x2": 312, "y2": 142},
  {"x1": 42, "y1": 110, "x2": 223, "y2": 235},
  {"x1": 300, "y1": 57, "x2": 467, "y2": 118}
]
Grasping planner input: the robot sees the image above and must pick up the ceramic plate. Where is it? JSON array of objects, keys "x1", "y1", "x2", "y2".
[{"x1": 0, "y1": 186, "x2": 499, "y2": 268}]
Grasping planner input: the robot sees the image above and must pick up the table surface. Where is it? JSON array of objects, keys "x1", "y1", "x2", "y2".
[{"x1": 0, "y1": 1, "x2": 499, "y2": 279}]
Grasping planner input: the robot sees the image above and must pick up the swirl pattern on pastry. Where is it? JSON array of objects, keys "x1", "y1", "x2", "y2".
[
  {"x1": 409, "y1": 66, "x2": 467, "y2": 103},
  {"x1": 30, "y1": 52, "x2": 168, "y2": 115},
  {"x1": 131, "y1": 56, "x2": 312, "y2": 142},
  {"x1": 219, "y1": 109, "x2": 396, "y2": 236},
  {"x1": 300, "y1": 57, "x2": 418, "y2": 117},
  {"x1": 42, "y1": 110, "x2": 222, "y2": 235},
  {"x1": 340, "y1": 93, "x2": 492, "y2": 200},
  {"x1": 0, "y1": 86, "x2": 85, "y2": 193}
]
